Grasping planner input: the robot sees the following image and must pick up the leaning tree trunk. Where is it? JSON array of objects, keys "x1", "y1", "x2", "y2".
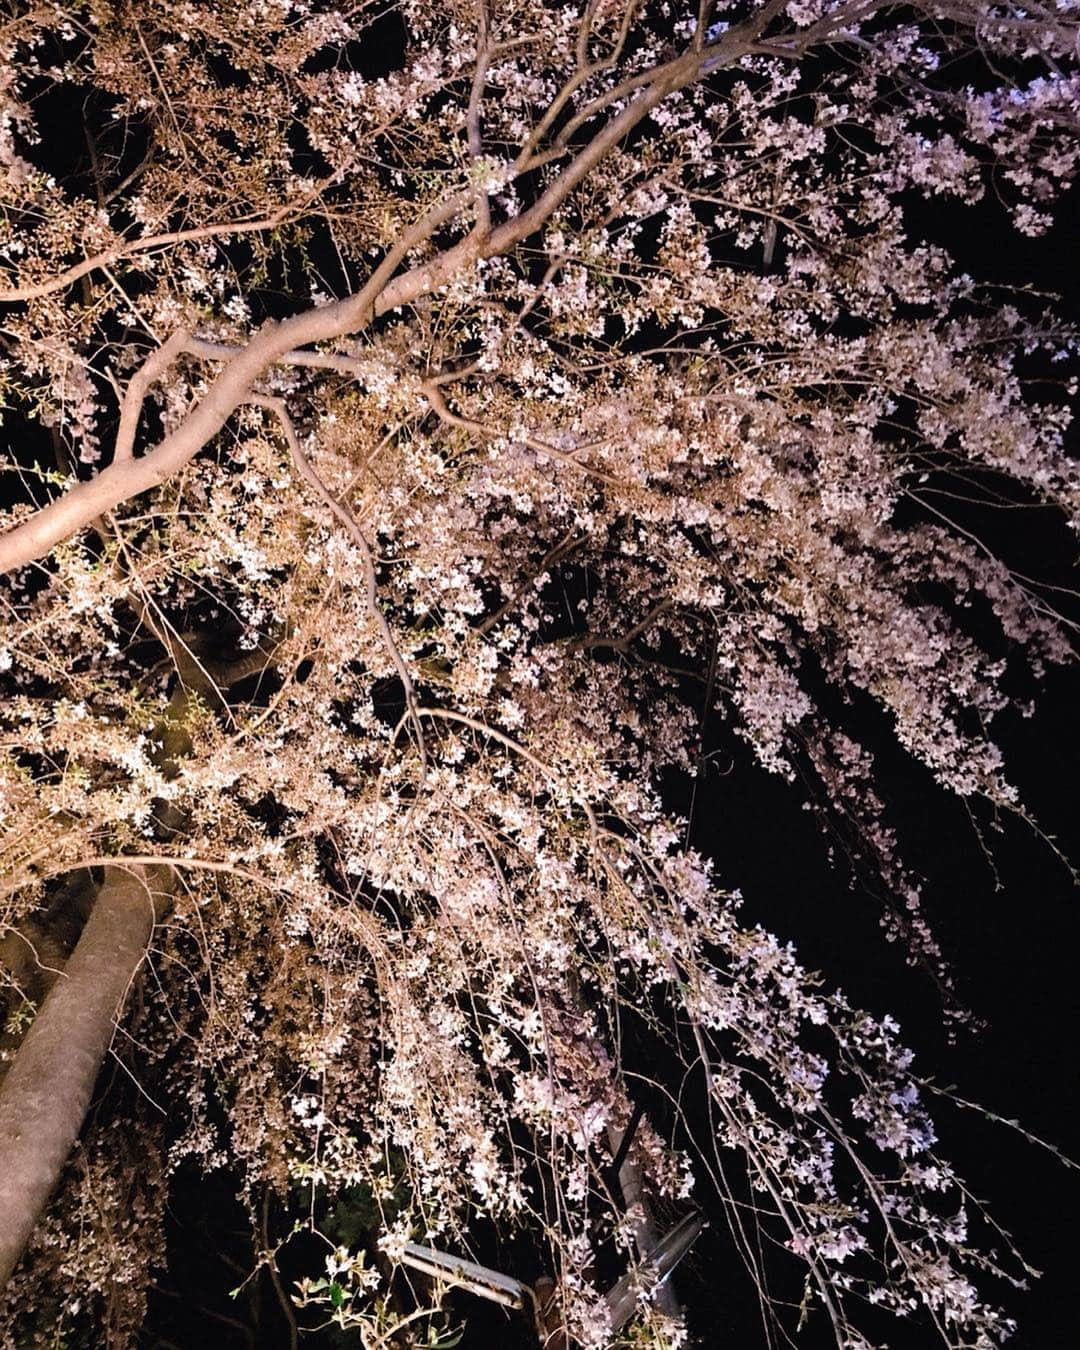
[
  {"x1": 606, "y1": 1120, "x2": 684, "y2": 1321},
  {"x1": 0, "y1": 863, "x2": 165, "y2": 1288}
]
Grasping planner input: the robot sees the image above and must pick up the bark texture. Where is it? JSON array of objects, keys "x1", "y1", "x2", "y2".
[{"x1": 0, "y1": 864, "x2": 164, "y2": 1288}]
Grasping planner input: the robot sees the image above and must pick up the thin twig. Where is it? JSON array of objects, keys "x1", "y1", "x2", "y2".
[{"x1": 250, "y1": 395, "x2": 428, "y2": 776}]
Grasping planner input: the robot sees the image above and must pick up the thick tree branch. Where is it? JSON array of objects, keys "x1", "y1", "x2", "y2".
[
  {"x1": 112, "y1": 328, "x2": 192, "y2": 463},
  {"x1": 0, "y1": 863, "x2": 170, "y2": 1288},
  {"x1": 0, "y1": 22, "x2": 776, "y2": 577}
]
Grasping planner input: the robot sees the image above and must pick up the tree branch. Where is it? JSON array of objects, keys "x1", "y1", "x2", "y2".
[
  {"x1": 0, "y1": 11, "x2": 803, "y2": 577},
  {"x1": 112, "y1": 328, "x2": 191, "y2": 463},
  {"x1": 251, "y1": 395, "x2": 428, "y2": 773}
]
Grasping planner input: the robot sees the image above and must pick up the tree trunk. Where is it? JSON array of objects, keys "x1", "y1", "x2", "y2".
[
  {"x1": 606, "y1": 1122, "x2": 683, "y2": 1320},
  {"x1": 0, "y1": 864, "x2": 165, "y2": 1288}
]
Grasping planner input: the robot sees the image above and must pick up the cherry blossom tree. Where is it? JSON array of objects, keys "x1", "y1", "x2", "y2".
[{"x1": 0, "y1": 0, "x2": 1076, "y2": 1344}]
